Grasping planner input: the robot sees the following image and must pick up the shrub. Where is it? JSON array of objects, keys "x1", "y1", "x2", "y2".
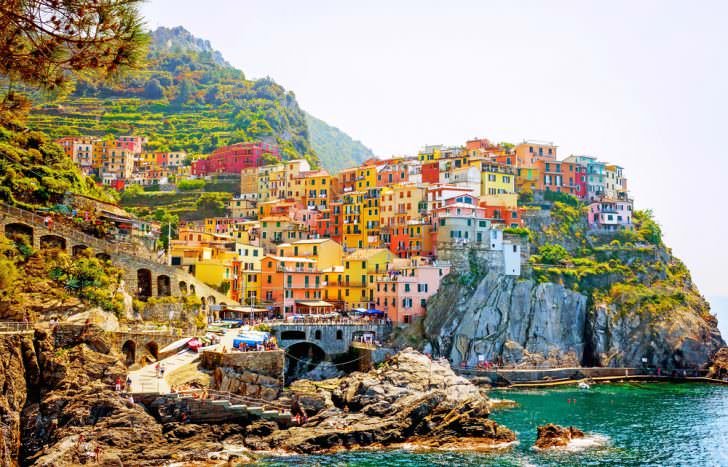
[
  {"x1": 177, "y1": 178, "x2": 206, "y2": 191},
  {"x1": 538, "y1": 244, "x2": 570, "y2": 265},
  {"x1": 543, "y1": 190, "x2": 580, "y2": 207}
]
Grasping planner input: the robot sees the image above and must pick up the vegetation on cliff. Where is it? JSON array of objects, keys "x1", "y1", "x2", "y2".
[{"x1": 0, "y1": 234, "x2": 125, "y2": 319}]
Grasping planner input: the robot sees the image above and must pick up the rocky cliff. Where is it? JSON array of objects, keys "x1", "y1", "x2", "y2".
[
  {"x1": 0, "y1": 334, "x2": 39, "y2": 467},
  {"x1": 425, "y1": 272, "x2": 587, "y2": 367},
  {"x1": 425, "y1": 203, "x2": 724, "y2": 369}
]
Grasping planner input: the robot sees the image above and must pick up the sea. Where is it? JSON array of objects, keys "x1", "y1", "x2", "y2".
[{"x1": 256, "y1": 382, "x2": 728, "y2": 466}]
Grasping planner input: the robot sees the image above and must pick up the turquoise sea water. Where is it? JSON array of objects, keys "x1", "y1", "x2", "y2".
[{"x1": 257, "y1": 383, "x2": 728, "y2": 466}]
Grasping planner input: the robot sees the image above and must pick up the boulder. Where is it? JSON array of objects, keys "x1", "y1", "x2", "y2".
[
  {"x1": 533, "y1": 423, "x2": 584, "y2": 449},
  {"x1": 707, "y1": 347, "x2": 728, "y2": 379}
]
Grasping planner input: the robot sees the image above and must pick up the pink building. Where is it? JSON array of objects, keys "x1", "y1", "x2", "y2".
[
  {"x1": 374, "y1": 257, "x2": 451, "y2": 324},
  {"x1": 587, "y1": 199, "x2": 633, "y2": 231}
]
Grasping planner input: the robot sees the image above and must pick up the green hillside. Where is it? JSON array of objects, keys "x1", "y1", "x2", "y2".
[
  {"x1": 27, "y1": 26, "x2": 343, "y2": 168},
  {"x1": 305, "y1": 113, "x2": 374, "y2": 172}
]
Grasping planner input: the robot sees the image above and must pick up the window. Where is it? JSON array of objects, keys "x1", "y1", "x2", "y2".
[
  {"x1": 336, "y1": 330, "x2": 343, "y2": 340},
  {"x1": 404, "y1": 283, "x2": 410, "y2": 292},
  {"x1": 315, "y1": 330, "x2": 322, "y2": 340}
]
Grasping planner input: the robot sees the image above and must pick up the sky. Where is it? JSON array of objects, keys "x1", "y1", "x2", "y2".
[{"x1": 141, "y1": 1, "x2": 728, "y2": 304}]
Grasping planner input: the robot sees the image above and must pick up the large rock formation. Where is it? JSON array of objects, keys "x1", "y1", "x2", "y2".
[
  {"x1": 18, "y1": 330, "x2": 255, "y2": 466},
  {"x1": 425, "y1": 206, "x2": 724, "y2": 370},
  {"x1": 425, "y1": 272, "x2": 587, "y2": 367},
  {"x1": 588, "y1": 302, "x2": 723, "y2": 368},
  {"x1": 262, "y1": 349, "x2": 515, "y2": 453},
  {"x1": 0, "y1": 334, "x2": 39, "y2": 467}
]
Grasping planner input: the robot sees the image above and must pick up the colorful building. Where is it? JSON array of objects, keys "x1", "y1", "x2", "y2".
[
  {"x1": 192, "y1": 142, "x2": 280, "y2": 176},
  {"x1": 374, "y1": 257, "x2": 451, "y2": 323}
]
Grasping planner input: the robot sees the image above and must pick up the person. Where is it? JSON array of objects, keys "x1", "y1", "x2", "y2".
[
  {"x1": 291, "y1": 395, "x2": 307, "y2": 425},
  {"x1": 114, "y1": 377, "x2": 122, "y2": 392},
  {"x1": 94, "y1": 444, "x2": 101, "y2": 463},
  {"x1": 126, "y1": 375, "x2": 132, "y2": 391},
  {"x1": 160, "y1": 364, "x2": 165, "y2": 379}
]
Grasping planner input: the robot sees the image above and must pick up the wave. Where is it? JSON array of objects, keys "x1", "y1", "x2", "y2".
[{"x1": 532, "y1": 433, "x2": 610, "y2": 452}]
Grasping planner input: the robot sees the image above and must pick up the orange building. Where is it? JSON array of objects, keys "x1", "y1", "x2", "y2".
[{"x1": 260, "y1": 256, "x2": 330, "y2": 316}]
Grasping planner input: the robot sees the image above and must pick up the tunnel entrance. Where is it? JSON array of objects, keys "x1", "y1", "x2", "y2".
[
  {"x1": 137, "y1": 269, "x2": 152, "y2": 299},
  {"x1": 285, "y1": 341, "x2": 326, "y2": 383},
  {"x1": 121, "y1": 340, "x2": 136, "y2": 366}
]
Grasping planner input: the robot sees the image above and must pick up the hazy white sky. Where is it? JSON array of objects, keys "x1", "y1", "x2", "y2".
[{"x1": 142, "y1": 0, "x2": 728, "y2": 298}]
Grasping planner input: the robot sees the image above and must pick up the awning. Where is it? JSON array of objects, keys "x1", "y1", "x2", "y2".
[{"x1": 295, "y1": 300, "x2": 334, "y2": 307}]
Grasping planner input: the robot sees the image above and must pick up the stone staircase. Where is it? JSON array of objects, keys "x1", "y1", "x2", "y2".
[{"x1": 152, "y1": 390, "x2": 291, "y2": 425}]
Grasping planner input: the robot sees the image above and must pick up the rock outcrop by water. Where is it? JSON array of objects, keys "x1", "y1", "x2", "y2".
[
  {"x1": 533, "y1": 424, "x2": 585, "y2": 449},
  {"x1": 263, "y1": 349, "x2": 514, "y2": 453},
  {"x1": 6, "y1": 333, "x2": 513, "y2": 464},
  {"x1": 425, "y1": 272, "x2": 587, "y2": 368},
  {"x1": 707, "y1": 347, "x2": 728, "y2": 379},
  {"x1": 16, "y1": 330, "x2": 255, "y2": 466},
  {"x1": 425, "y1": 269, "x2": 723, "y2": 369}
]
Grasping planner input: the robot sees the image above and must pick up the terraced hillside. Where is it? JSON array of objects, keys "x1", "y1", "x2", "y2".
[{"x1": 28, "y1": 26, "x2": 371, "y2": 171}]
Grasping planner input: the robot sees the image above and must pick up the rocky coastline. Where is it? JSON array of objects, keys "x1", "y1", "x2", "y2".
[{"x1": 1, "y1": 330, "x2": 514, "y2": 465}]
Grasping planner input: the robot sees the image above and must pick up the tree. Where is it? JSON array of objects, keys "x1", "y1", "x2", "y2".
[
  {"x1": 143, "y1": 78, "x2": 165, "y2": 99},
  {"x1": 0, "y1": 0, "x2": 147, "y2": 93},
  {"x1": 173, "y1": 79, "x2": 195, "y2": 105}
]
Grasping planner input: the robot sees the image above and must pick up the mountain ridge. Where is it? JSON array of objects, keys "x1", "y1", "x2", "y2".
[{"x1": 26, "y1": 26, "x2": 371, "y2": 171}]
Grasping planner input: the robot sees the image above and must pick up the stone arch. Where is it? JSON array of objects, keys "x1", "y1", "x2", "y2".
[
  {"x1": 5, "y1": 222, "x2": 33, "y2": 244},
  {"x1": 178, "y1": 281, "x2": 188, "y2": 295},
  {"x1": 96, "y1": 252, "x2": 111, "y2": 262},
  {"x1": 121, "y1": 340, "x2": 136, "y2": 365},
  {"x1": 145, "y1": 341, "x2": 159, "y2": 360},
  {"x1": 72, "y1": 244, "x2": 89, "y2": 256},
  {"x1": 157, "y1": 275, "x2": 171, "y2": 296},
  {"x1": 285, "y1": 341, "x2": 326, "y2": 379},
  {"x1": 137, "y1": 269, "x2": 152, "y2": 299},
  {"x1": 39, "y1": 234, "x2": 66, "y2": 250}
]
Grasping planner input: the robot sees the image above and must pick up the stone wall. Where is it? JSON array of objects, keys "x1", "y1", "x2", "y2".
[{"x1": 201, "y1": 350, "x2": 285, "y2": 401}]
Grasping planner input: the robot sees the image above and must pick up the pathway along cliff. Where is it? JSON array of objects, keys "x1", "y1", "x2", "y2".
[{"x1": 0, "y1": 327, "x2": 513, "y2": 466}]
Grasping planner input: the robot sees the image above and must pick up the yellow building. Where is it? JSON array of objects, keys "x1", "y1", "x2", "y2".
[
  {"x1": 257, "y1": 164, "x2": 285, "y2": 202},
  {"x1": 341, "y1": 187, "x2": 381, "y2": 249},
  {"x1": 275, "y1": 238, "x2": 343, "y2": 270},
  {"x1": 231, "y1": 243, "x2": 264, "y2": 304},
  {"x1": 295, "y1": 170, "x2": 332, "y2": 211},
  {"x1": 334, "y1": 248, "x2": 393, "y2": 309},
  {"x1": 481, "y1": 163, "x2": 516, "y2": 196}
]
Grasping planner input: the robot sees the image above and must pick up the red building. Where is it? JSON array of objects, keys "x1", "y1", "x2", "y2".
[
  {"x1": 479, "y1": 204, "x2": 523, "y2": 227},
  {"x1": 192, "y1": 142, "x2": 280, "y2": 176},
  {"x1": 422, "y1": 162, "x2": 439, "y2": 184},
  {"x1": 376, "y1": 161, "x2": 409, "y2": 187}
]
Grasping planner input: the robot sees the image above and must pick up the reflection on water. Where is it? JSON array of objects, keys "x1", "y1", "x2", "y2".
[{"x1": 258, "y1": 383, "x2": 728, "y2": 466}]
